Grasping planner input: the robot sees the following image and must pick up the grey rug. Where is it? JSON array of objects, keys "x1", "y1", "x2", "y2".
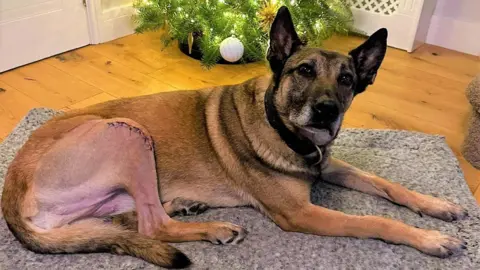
[{"x1": 1, "y1": 108, "x2": 479, "y2": 270}]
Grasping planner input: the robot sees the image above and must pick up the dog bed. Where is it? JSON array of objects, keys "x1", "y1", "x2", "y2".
[
  {"x1": 1, "y1": 108, "x2": 479, "y2": 270},
  {"x1": 462, "y1": 74, "x2": 480, "y2": 169}
]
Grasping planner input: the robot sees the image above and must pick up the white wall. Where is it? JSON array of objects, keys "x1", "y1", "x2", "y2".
[{"x1": 426, "y1": 0, "x2": 480, "y2": 55}]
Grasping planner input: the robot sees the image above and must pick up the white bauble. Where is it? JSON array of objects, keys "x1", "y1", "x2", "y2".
[{"x1": 219, "y1": 37, "x2": 244, "y2": 63}]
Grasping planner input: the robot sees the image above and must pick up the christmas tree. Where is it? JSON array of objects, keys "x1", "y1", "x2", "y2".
[{"x1": 133, "y1": 0, "x2": 354, "y2": 67}]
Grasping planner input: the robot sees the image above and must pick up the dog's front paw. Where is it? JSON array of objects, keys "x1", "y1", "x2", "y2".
[
  {"x1": 206, "y1": 222, "x2": 248, "y2": 245},
  {"x1": 417, "y1": 230, "x2": 466, "y2": 258},
  {"x1": 415, "y1": 194, "x2": 468, "y2": 222}
]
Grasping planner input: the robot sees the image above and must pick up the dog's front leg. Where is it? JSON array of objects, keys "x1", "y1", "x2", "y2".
[
  {"x1": 321, "y1": 158, "x2": 468, "y2": 221},
  {"x1": 271, "y1": 202, "x2": 465, "y2": 257}
]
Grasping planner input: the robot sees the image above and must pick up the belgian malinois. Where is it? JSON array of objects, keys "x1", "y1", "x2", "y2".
[{"x1": 2, "y1": 7, "x2": 467, "y2": 268}]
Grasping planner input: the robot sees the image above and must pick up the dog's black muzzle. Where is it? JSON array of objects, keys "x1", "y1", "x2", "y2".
[{"x1": 310, "y1": 100, "x2": 340, "y2": 129}]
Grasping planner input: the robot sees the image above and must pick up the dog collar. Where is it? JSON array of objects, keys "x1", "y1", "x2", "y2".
[{"x1": 264, "y1": 85, "x2": 323, "y2": 166}]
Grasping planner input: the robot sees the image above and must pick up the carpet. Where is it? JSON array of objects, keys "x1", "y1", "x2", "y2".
[{"x1": 0, "y1": 108, "x2": 479, "y2": 270}]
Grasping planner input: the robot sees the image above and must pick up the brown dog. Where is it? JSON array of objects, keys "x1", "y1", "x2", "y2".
[{"x1": 2, "y1": 7, "x2": 467, "y2": 268}]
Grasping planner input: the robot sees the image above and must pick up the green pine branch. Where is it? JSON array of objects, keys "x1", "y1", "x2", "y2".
[{"x1": 133, "y1": 0, "x2": 354, "y2": 67}]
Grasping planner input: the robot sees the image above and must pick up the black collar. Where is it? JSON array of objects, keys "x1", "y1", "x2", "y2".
[{"x1": 264, "y1": 85, "x2": 323, "y2": 166}]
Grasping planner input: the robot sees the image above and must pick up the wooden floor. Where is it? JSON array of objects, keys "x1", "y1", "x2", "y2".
[{"x1": 1, "y1": 31, "x2": 479, "y2": 202}]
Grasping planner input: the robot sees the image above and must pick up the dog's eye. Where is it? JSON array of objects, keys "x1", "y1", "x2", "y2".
[
  {"x1": 297, "y1": 64, "x2": 315, "y2": 77},
  {"x1": 338, "y1": 74, "x2": 353, "y2": 87}
]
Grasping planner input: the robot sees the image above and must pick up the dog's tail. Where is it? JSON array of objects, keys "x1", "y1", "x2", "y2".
[{"x1": 1, "y1": 172, "x2": 191, "y2": 269}]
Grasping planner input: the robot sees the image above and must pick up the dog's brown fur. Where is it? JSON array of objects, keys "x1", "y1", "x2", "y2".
[{"x1": 2, "y1": 7, "x2": 468, "y2": 268}]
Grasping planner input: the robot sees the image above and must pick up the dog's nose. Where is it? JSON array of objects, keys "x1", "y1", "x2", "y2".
[{"x1": 313, "y1": 100, "x2": 339, "y2": 122}]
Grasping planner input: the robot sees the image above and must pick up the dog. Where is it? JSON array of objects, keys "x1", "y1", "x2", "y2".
[{"x1": 2, "y1": 7, "x2": 468, "y2": 268}]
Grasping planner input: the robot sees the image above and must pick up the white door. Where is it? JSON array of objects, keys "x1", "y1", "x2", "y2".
[
  {"x1": 87, "y1": 0, "x2": 134, "y2": 44},
  {"x1": 0, "y1": 0, "x2": 91, "y2": 72}
]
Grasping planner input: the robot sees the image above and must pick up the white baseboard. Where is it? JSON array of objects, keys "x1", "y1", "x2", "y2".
[{"x1": 426, "y1": 15, "x2": 480, "y2": 56}]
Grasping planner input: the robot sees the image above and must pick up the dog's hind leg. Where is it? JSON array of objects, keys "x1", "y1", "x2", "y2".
[
  {"x1": 113, "y1": 196, "x2": 213, "y2": 230},
  {"x1": 321, "y1": 158, "x2": 468, "y2": 221},
  {"x1": 76, "y1": 119, "x2": 246, "y2": 244},
  {"x1": 2, "y1": 116, "x2": 191, "y2": 268},
  {"x1": 5, "y1": 116, "x2": 247, "y2": 267}
]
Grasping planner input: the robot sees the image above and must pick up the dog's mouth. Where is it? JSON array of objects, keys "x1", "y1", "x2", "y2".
[
  {"x1": 297, "y1": 116, "x2": 343, "y2": 146},
  {"x1": 304, "y1": 122, "x2": 334, "y2": 136},
  {"x1": 298, "y1": 125, "x2": 334, "y2": 146}
]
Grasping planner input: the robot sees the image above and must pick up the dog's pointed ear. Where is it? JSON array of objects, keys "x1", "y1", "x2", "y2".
[
  {"x1": 267, "y1": 6, "x2": 303, "y2": 78},
  {"x1": 349, "y1": 28, "x2": 388, "y2": 94}
]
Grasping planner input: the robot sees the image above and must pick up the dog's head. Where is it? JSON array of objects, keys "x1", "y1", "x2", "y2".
[{"x1": 266, "y1": 7, "x2": 387, "y2": 147}]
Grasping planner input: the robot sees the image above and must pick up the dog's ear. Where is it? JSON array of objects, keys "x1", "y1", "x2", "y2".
[
  {"x1": 349, "y1": 28, "x2": 388, "y2": 94},
  {"x1": 267, "y1": 6, "x2": 303, "y2": 78}
]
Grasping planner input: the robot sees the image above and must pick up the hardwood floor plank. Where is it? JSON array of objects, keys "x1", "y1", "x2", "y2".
[
  {"x1": 345, "y1": 98, "x2": 465, "y2": 154},
  {"x1": 410, "y1": 44, "x2": 480, "y2": 78},
  {"x1": 359, "y1": 88, "x2": 468, "y2": 132},
  {"x1": 90, "y1": 42, "x2": 179, "y2": 75},
  {"x1": 63, "y1": 92, "x2": 117, "y2": 111},
  {"x1": 0, "y1": 81, "x2": 42, "y2": 139},
  {"x1": 45, "y1": 47, "x2": 177, "y2": 98},
  {"x1": 149, "y1": 59, "x2": 229, "y2": 89},
  {"x1": 0, "y1": 61, "x2": 102, "y2": 109},
  {"x1": 475, "y1": 183, "x2": 480, "y2": 203},
  {"x1": 323, "y1": 35, "x2": 480, "y2": 79}
]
